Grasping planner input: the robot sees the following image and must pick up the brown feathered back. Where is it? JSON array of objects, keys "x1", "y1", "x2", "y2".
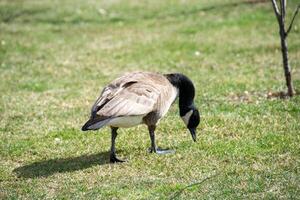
[{"x1": 91, "y1": 72, "x2": 177, "y2": 125}]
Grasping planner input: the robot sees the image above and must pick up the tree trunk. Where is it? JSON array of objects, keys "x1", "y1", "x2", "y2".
[
  {"x1": 279, "y1": 24, "x2": 294, "y2": 96},
  {"x1": 271, "y1": 0, "x2": 298, "y2": 97}
]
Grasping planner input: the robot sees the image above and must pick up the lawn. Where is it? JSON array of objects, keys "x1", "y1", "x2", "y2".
[{"x1": 0, "y1": 0, "x2": 300, "y2": 199}]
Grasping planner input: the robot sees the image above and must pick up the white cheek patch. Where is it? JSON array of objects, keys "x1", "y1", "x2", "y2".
[{"x1": 181, "y1": 110, "x2": 193, "y2": 126}]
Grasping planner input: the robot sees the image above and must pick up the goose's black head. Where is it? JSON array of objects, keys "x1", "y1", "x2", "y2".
[
  {"x1": 165, "y1": 73, "x2": 200, "y2": 142},
  {"x1": 181, "y1": 107, "x2": 200, "y2": 142}
]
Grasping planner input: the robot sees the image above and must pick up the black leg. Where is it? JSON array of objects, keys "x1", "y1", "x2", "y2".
[
  {"x1": 148, "y1": 125, "x2": 156, "y2": 153},
  {"x1": 148, "y1": 125, "x2": 175, "y2": 155},
  {"x1": 110, "y1": 127, "x2": 124, "y2": 163}
]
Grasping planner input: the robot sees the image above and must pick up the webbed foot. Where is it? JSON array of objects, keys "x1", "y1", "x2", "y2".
[
  {"x1": 110, "y1": 154, "x2": 125, "y2": 163},
  {"x1": 148, "y1": 147, "x2": 175, "y2": 154},
  {"x1": 148, "y1": 147, "x2": 156, "y2": 153}
]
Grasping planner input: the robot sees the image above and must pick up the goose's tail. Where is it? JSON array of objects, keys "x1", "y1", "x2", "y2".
[{"x1": 81, "y1": 117, "x2": 110, "y2": 131}]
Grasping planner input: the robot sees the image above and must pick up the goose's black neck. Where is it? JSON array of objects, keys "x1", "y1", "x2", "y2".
[{"x1": 165, "y1": 73, "x2": 195, "y2": 116}]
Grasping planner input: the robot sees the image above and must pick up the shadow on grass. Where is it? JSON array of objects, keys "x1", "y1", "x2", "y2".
[{"x1": 13, "y1": 151, "x2": 111, "y2": 179}]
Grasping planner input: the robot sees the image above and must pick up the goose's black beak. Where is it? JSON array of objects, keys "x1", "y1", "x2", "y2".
[{"x1": 188, "y1": 128, "x2": 197, "y2": 142}]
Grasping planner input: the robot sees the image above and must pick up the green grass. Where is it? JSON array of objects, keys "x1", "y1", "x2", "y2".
[{"x1": 1, "y1": 0, "x2": 300, "y2": 199}]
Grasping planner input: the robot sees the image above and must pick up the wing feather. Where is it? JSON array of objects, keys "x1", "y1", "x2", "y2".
[
  {"x1": 97, "y1": 83, "x2": 159, "y2": 117},
  {"x1": 90, "y1": 72, "x2": 170, "y2": 118}
]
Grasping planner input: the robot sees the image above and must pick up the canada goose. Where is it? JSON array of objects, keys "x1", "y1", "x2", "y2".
[{"x1": 82, "y1": 71, "x2": 200, "y2": 163}]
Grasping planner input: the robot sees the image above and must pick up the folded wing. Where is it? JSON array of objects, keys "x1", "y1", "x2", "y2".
[{"x1": 92, "y1": 80, "x2": 160, "y2": 118}]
